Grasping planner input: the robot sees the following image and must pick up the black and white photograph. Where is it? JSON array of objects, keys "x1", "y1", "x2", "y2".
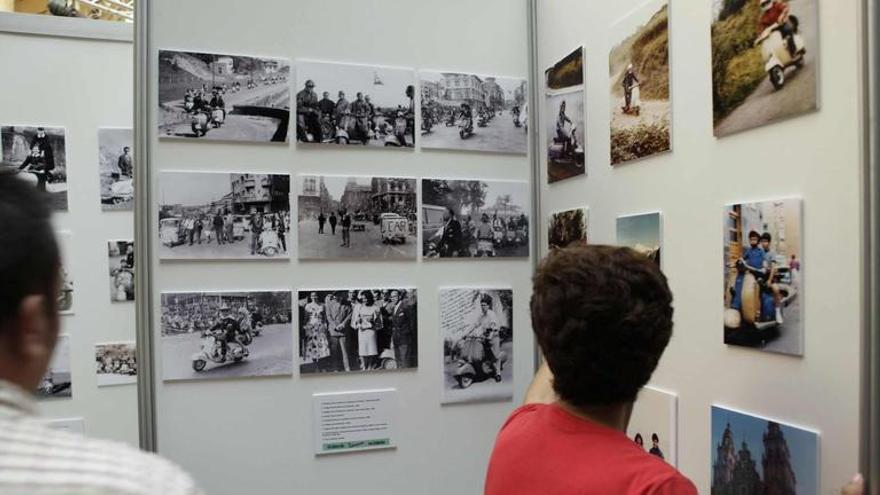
[
  {"x1": 95, "y1": 342, "x2": 137, "y2": 387},
  {"x1": 108, "y1": 240, "x2": 134, "y2": 302},
  {"x1": 158, "y1": 50, "x2": 291, "y2": 143},
  {"x1": 37, "y1": 335, "x2": 71, "y2": 399},
  {"x1": 440, "y1": 288, "x2": 513, "y2": 404},
  {"x1": 297, "y1": 175, "x2": 416, "y2": 260},
  {"x1": 161, "y1": 291, "x2": 294, "y2": 381},
  {"x1": 422, "y1": 179, "x2": 530, "y2": 259},
  {"x1": 1, "y1": 125, "x2": 68, "y2": 210},
  {"x1": 295, "y1": 60, "x2": 415, "y2": 148},
  {"x1": 545, "y1": 91, "x2": 586, "y2": 183},
  {"x1": 98, "y1": 128, "x2": 134, "y2": 211},
  {"x1": 419, "y1": 72, "x2": 527, "y2": 154},
  {"x1": 298, "y1": 289, "x2": 418, "y2": 375},
  {"x1": 57, "y1": 231, "x2": 74, "y2": 315},
  {"x1": 158, "y1": 172, "x2": 291, "y2": 260}
]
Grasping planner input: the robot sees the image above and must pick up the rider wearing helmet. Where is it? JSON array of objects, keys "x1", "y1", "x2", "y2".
[
  {"x1": 758, "y1": 0, "x2": 798, "y2": 58},
  {"x1": 622, "y1": 64, "x2": 640, "y2": 111},
  {"x1": 210, "y1": 304, "x2": 241, "y2": 360}
]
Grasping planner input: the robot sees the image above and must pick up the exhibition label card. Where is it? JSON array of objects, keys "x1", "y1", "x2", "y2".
[
  {"x1": 45, "y1": 417, "x2": 86, "y2": 435},
  {"x1": 312, "y1": 389, "x2": 396, "y2": 455}
]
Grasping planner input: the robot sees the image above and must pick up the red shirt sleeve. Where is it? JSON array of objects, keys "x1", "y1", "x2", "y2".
[
  {"x1": 499, "y1": 404, "x2": 541, "y2": 431},
  {"x1": 649, "y1": 475, "x2": 699, "y2": 495}
]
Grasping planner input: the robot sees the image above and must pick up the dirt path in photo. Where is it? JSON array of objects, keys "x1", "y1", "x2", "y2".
[{"x1": 610, "y1": 99, "x2": 670, "y2": 131}]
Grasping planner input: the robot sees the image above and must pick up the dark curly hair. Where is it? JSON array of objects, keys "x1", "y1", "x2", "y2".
[{"x1": 530, "y1": 245, "x2": 673, "y2": 407}]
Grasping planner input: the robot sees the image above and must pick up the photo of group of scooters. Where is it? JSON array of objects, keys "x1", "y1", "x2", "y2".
[
  {"x1": 295, "y1": 60, "x2": 415, "y2": 148},
  {"x1": 419, "y1": 72, "x2": 527, "y2": 155},
  {"x1": 545, "y1": 47, "x2": 586, "y2": 184},
  {"x1": 724, "y1": 198, "x2": 803, "y2": 356},
  {"x1": 440, "y1": 288, "x2": 513, "y2": 404},
  {"x1": 421, "y1": 179, "x2": 530, "y2": 259},
  {"x1": 95, "y1": 342, "x2": 137, "y2": 387},
  {"x1": 157, "y1": 50, "x2": 291, "y2": 143},
  {"x1": 0, "y1": 125, "x2": 68, "y2": 210},
  {"x1": 160, "y1": 291, "x2": 294, "y2": 381},
  {"x1": 108, "y1": 240, "x2": 134, "y2": 302}
]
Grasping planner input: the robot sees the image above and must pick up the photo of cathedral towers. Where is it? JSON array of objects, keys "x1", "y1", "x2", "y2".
[{"x1": 711, "y1": 406, "x2": 818, "y2": 495}]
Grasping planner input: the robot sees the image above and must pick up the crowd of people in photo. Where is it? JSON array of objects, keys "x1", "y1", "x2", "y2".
[
  {"x1": 421, "y1": 100, "x2": 522, "y2": 133},
  {"x1": 300, "y1": 289, "x2": 416, "y2": 373},
  {"x1": 180, "y1": 73, "x2": 287, "y2": 115},
  {"x1": 166, "y1": 208, "x2": 289, "y2": 256},
  {"x1": 295, "y1": 79, "x2": 415, "y2": 146},
  {"x1": 95, "y1": 349, "x2": 137, "y2": 377},
  {"x1": 161, "y1": 298, "x2": 289, "y2": 337},
  {"x1": 431, "y1": 208, "x2": 529, "y2": 257}
]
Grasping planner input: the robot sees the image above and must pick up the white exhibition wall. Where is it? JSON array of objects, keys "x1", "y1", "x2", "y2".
[
  {"x1": 537, "y1": 0, "x2": 863, "y2": 493},
  {"x1": 147, "y1": 1, "x2": 534, "y2": 494},
  {"x1": 0, "y1": 27, "x2": 138, "y2": 446}
]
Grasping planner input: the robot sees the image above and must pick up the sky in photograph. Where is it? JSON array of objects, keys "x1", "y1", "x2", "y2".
[
  {"x1": 296, "y1": 60, "x2": 414, "y2": 108},
  {"x1": 159, "y1": 172, "x2": 233, "y2": 206},
  {"x1": 611, "y1": 0, "x2": 667, "y2": 45},
  {"x1": 711, "y1": 406, "x2": 817, "y2": 494},
  {"x1": 420, "y1": 71, "x2": 526, "y2": 100},
  {"x1": 317, "y1": 175, "x2": 372, "y2": 200},
  {"x1": 481, "y1": 180, "x2": 530, "y2": 212},
  {"x1": 617, "y1": 213, "x2": 661, "y2": 248}
]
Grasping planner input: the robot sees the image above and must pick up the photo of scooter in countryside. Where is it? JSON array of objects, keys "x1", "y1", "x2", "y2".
[
  {"x1": 712, "y1": 0, "x2": 817, "y2": 137},
  {"x1": 724, "y1": 198, "x2": 803, "y2": 356},
  {"x1": 440, "y1": 288, "x2": 513, "y2": 404}
]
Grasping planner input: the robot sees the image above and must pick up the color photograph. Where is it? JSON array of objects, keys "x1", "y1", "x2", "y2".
[
  {"x1": 711, "y1": 405, "x2": 818, "y2": 495},
  {"x1": 295, "y1": 60, "x2": 415, "y2": 148},
  {"x1": 57, "y1": 231, "x2": 74, "y2": 315},
  {"x1": 419, "y1": 71, "x2": 527, "y2": 154},
  {"x1": 1, "y1": 125, "x2": 68, "y2": 210},
  {"x1": 627, "y1": 386, "x2": 677, "y2": 466},
  {"x1": 160, "y1": 291, "x2": 294, "y2": 382},
  {"x1": 98, "y1": 128, "x2": 134, "y2": 211},
  {"x1": 37, "y1": 335, "x2": 71, "y2": 399},
  {"x1": 546, "y1": 47, "x2": 584, "y2": 91},
  {"x1": 545, "y1": 90, "x2": 585, "y2": 183},
  {"x1": 617, "y1": 212, "x2": 661, "y2": 266},
  {"x1": 298, "y1": 289, "x2": 417, "y2": 375},
  {"x1": 440, "y1": 288, "x2": 513, "y2": 404},
  {"x1": 297, "y1": 176, "x2": 416, "y2": 260},
  {"x1": 108, "y1": 240, "x2": 134, "y2": 302},
  {"x1": 608, "y1": 0, "x2": 671, "y2": 166},
  {"x1": 158, "y1": 50, "x2": 290, "y2": 143},
  {"x1": 548, "y1": 207, "x2": 588, "y2": 250},
  {"x1": 724, "y1": 198, "x2": 803, "y2": 355},
  {"x1": 711, "y1": 0, "x2": 819, "y2": 137},
  {"x1": 158, "y1": 172, "x2": 290, "y2": 260},
  {"x1": 422, "y1": 179, "x2": 530, "y2": 259},
  {"x1": 95, "y1": 342, "x2": 137, "y2": 387}
]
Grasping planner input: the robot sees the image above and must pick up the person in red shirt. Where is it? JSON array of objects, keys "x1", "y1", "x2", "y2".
[{"x1": 757, "y1": 0, "x2": 798, "y2": 57}]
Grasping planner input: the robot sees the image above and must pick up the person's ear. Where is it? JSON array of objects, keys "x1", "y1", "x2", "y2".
[{"x1": 17, "y1": 295, "x2": 55, "y2": 360}]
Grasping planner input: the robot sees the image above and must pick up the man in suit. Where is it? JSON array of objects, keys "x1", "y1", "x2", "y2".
[
  {"x1": 388, "y1": 290, "x2": 415, "y2": 368},
  {"x1": 324, "y1": 293, "x2": 352, "y2": 372},
  {"x1": 439, "y1": 206, "x2": 462, "y2": 257}
]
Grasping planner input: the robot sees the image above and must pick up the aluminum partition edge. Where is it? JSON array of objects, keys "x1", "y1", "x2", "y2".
[
  {"x1": 133, "y1": 0, "x2": 157, "y2": 453},
  {"x1": 527, "y1": 0, "x2": 542, "y2": 372}
]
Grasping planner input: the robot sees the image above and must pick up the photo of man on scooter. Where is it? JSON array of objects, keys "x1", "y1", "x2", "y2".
[{"x1": 724, "y1": 198, "x2": 802, "y2": 355}]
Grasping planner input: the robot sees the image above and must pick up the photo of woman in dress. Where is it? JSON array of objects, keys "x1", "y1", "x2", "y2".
[
  {"x1": 352, "y1": 290, "x2": 383, "y2": 370},
  {"x1": 304, "y1": 292, "x2": 331, "y2": 372}
]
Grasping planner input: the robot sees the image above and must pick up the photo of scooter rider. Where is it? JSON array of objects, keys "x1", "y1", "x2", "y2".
[
  {"x1": 724, "y1": 199, "x2": 802, "y2": 356},
  {"x1": 441, "y1": 289, "x2": 513, "y2": 404}
]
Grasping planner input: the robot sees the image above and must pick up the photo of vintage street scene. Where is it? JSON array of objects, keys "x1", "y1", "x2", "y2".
[
  {"x1": 422, "y1": 179, "x2": 530, "y2": 259},
  {"x1": 95, "y1": 342, "x2": 137, "y2": 387},
  {"x1": 440, "y1": 288, "x2": 513, "y2": 404},
  {"x1": 295, "y1": 60, "x2": 415, "y2": 148},
  {"x1": 545, "y1": 90, "x2": 585, "y2": 183},
  {"x1": 419, "y1": 72, "x2": 527, "y2": 154},
  {"x1": 546, "y1": 47, "x2": 585, "y2": 91},
  {"x1": 724, "y1": 198, "x2": 802, "y2": 356},
  {"x1": 108, "y1": 240, "x2": 134, "y2": 302},
  {"x1": 297, "y1": 176, "x2": 416, "y2": 260},
  {"x1": 57, "y1": 231, "x2": 73, "y2": 315},
  {"x1": 37, "y1": 335, "x2": 71, "y2": 399},
  {"x1": 158, "y1": 50, "x2": 290, "y2": 143},
  {"x1": 609, "y1": 0, "x2": 671, "y2": 165},
  {"x1": 158, "y1": 172, "x2": 290, "y2": 260},
  {"x1": 1, "y1": 125, "x2": 68, "y2": 210},
  {"x1": 628, "y1": 386, "x2": 677, "y2": 466},
  {"x1": 298, "y1": 289, "x2": 417, "y2": 375},
  {"x1": 98, "y1": 128, "x2": 134, "y2": 211},
  {"x1": 548, "y1": 207, "x2": 588, "y2": 250},
  {"x1": 712, "y1": 405, "x2": 818, "y2": 495},
  {"x1": 712, "y1": 0, "x2": 818, "y2": 137},
  {"x1": 617, "y1": 212, "x2": 661, "y2": 266},
  {"x1": 161, "y1": 291, "x2": 293, "y2": 381}
]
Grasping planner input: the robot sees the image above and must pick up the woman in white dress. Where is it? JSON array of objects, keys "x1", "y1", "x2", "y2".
[{"x1": 351, "y1": 290, "x2": 383, "y2": 370}]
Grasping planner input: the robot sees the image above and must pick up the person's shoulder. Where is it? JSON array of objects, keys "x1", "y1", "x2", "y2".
[
  {"x1": 627, "y1": 453, "x2": 697, "y2": 495},
  {"x1": 499, "y1": 403, "x2": 546, "y2": 431}
]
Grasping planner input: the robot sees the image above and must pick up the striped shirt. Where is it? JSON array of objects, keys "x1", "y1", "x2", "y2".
[{"x1": 0, "y1": 380, "x2": 203, "y2": 495}]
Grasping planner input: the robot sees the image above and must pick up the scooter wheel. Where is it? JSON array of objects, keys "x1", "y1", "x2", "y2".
[
  {"x1": 457, "y1": 374, "x2": 475, "y2": 389},
  {"x1": 192, "y1": 359, "x2": 207, "y2": 372},
  {"x1": 494, "y1": 374, "x2": 502, "y2": 383}
]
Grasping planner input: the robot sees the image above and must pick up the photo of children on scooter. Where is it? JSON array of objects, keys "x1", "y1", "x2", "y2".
[
  {"x1": 724, "y1": 198, "x2": 803, "y2": 356},
  {"x1": 712, "y1": 0, "x2": 817, "y2": 137},
  {"x1": 440, "y1": 289, "x2": 513, "y2": 404},
  {"x1": 295, "y1": 60, "x2": 415, "y2": 148},
  {"x1": 608, "y1": 0, "x2": 671, "y2": 166},
  {"x1": 1, "y1": 125, "x2": 68, "y2": 210}
]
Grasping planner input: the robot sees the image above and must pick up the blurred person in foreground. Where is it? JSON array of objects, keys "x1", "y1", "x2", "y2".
[
  {"x1": 484, "y1": 245, "x2": 864, "y2": 495},
  {"x1": 0, "y1": 172, "x2": 202, "y2": 495}
]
